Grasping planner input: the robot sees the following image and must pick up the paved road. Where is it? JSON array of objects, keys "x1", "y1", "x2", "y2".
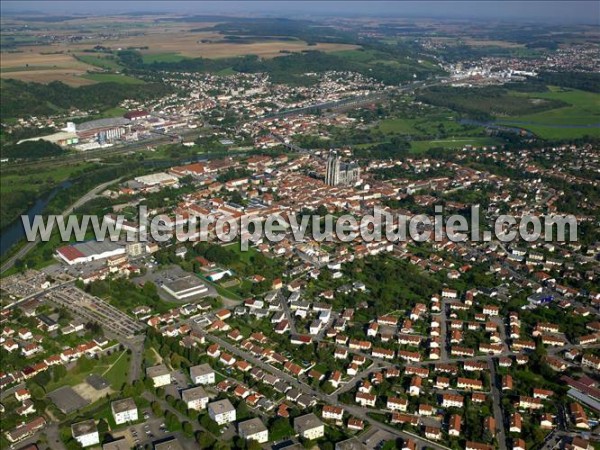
[
  {"x1": 201, "y1": 331, "x2": 450, "y2": 450},
  {"x1": 279, "y1": 292, "x2": 299, "y2": 335},
  {"x1": 1, "y1": 177, "x2": 121, "y2": 274},
  {"x1": 488, "y1": 358, "x2": 508, "y2": 450},
  {"x1": 439, "y1": 299, "x2": 449, "y2": 361},
  {"x1": 0, "y1": 382, "x2": 25, "y2": 400},
  {"x1": 127, "y1": 336, "x2": 146, "y2": 383}
]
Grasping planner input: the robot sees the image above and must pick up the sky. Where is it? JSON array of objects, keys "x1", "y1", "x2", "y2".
[{"x1": 2, "y1": 1, "x2": 599, "y2": 25}]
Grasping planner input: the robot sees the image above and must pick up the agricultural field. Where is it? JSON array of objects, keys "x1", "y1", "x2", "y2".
[
  {"x1": 1, "y1": 18, "x2": 360, "y2": 85},
  {"x1": 0, "y1": 50, "x2": 99, "y2": 86}
]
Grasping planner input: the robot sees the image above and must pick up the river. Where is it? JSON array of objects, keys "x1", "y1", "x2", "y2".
[{"x1": 0, "y1": 180, "x2": 73, "y2": 257}]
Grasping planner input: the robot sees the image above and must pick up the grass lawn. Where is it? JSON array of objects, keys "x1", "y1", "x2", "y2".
[
  {"x1": 199, "y1": 275, "x2": 243, "y2": 301},
  {"x1": 102, "y1": 350, "x2": 130, "y2": 389},
  {"x1": 144, "y1": 346, "x2": 161, "y2": 367},
  {"x1": 141, "y1": 52, "x2": 189, "y2": 64},
  {"x1": 375, "y1": 114, "x2": 482, "y2": 138},
  {"x1": 44, "y1": 350, "x2": 128, "y2": 392},
  {"x1": 377, "y1": 117, "x2": 420, "y2": 134},
  {"x1": 82, "y1": 73, "x2": 145, "y2": 84},
  {"x1": 497, "y1": 87, "x2": 600, "y2": 138},
  {"x1": 410, "y1": 137, "x2": 503, "y2": 153},
  {"x1": 99, "y1": 106, "x2": 127, "y2": 118},
  {"x1": 1, "y1": 162, "x2": 95, "y2": 194},
  {"x1": 76, "y1": 54, "x2": 123, "y2": 71}
]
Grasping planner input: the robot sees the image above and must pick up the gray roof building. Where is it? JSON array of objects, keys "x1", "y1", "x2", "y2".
[
  {"x1": 208, "y1": 398, "x2": 235, "y2": 416},
  {"x1": 71, "y1": 419, "x2": 97, "y2": 437},
  {"x1": 238, "y1": 417, "x2": 268, "y2": 437},
  {"x1": 181, "y1": 386, "x2": 209, "y2": 403},
  {"x1": 111, "y1": 397, "x2": 137, "y2": 415},
  {"x1": 294, "y1": 413, "x2": 323, "y2": 434},
  {"x1": 146, "y1": 364, "x2": 169, "y2": 379},
  {"x1": 190, "y1": 363, "x2": 214, "y2": 380}
]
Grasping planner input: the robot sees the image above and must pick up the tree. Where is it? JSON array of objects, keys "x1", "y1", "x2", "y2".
[
  {"x1": 97, "y1": 419, "x2": 109, "y2": 433},
  {"x1": 29, "y1": 383, "x2": 46, "y2": 400},
  {"x1": 52, "y1": 364, "x2": 67, "y2": 382},
  {"x1": 196, "y1": 431, "x2": 216, "y2": 448},
  {"x1": 236, "y1": 401, "x2": 250, "y2": 421},
  {"x1": 200, "y1": 415, "x2": 220, "y2": 435},
  {"x1": 269, "y1": 417, "x2": 293, "y2": 440},
  {"x1": 182, "y1": 421, "x2": 193, "y2": 435},
  {"x1": 213, "y1": 441, "x2": 232, "y2": 450},
  {"x1": 151, "y1": 401, "x2": 163, "y2": 417},
  {"x1": 142, "y1": 281, "x2": 158, "y2": 298},
  {"x1": 247, "y1": 440, "x2": 262, "y2": 450}
]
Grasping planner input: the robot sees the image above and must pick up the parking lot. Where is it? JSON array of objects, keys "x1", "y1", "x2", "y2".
[
  {"x1": 164, "y1": 370, "x2": 191, "y2": 398},
  {"x1": 111, "y1": 410, "x2": 167, "y2": 448}
]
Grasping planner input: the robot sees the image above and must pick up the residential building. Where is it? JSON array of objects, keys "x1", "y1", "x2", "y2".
[
  {"x1": 208, "y1": 399, "x2": 236, "y2": 425},
  {"x1": 294, "y1": 413, "x2": 325, "y2": 440},
  {"x1": 111, "y1": 398, "x2": 138, "y2": 425},
  {"x1": 71, "y1": 420, "x2": 99, "y2": 448},
  {"x1": 238, "y1": 418, "x2": 269, "y2": 444}
]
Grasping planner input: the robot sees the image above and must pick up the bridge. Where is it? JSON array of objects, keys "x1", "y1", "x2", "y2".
[{"x1": 268, "y1": 133, "x2": 311, "y2": 153}]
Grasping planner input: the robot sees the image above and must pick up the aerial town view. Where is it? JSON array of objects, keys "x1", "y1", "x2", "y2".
[{"x1": 0, "y1": 1, "x2": 598, "y2": 450}]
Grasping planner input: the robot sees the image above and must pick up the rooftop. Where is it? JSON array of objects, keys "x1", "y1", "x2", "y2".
[
  {"x1": 111, "y1": 397, "x2": 137, "y2": 414},
  {"x1": 190, "y1": 363, "x2": 214, "y2": 377},
  {"x1": 71, "y1": 419, "x2": 97, "y2": 437},
  {"x1": 77, "y1": 117, "x2": 130, "y2": 132},
  {"x1": 208, "y1": 399, "x2": 235, "y2": 415},
  {"x1": 238, "y1": 417, "x2": 267, "y2": 436},
  {"x1": 294, "y1": 413, "x2": 323, "y2": 433},
  {"x1": 181, "y1": 386, "x2": 208, "y2": 402},
  {"x1": 146, "y1": 364, "x2": 169, "y2": 378}
]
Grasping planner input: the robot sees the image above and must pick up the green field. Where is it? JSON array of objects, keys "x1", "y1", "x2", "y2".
[
  {"x1": 44, "y1": 349, "x2": 129, "y2": 392},
  {"x1": 329, "y1": 49, "x2": 382, "y2": 63},
  {"x1": 102, "y1": 350, "x2": 131, "y2": 389},
  {"x1": 215, "y1": 67, "x2": 237, "y2": 76},
  {"x1": 374, "y1": 114, "x2": 485, "y2": 140},
  {"x1": 409, "y1": 137, "x2": 504, "y2": 153},
  {"x1": 82, "y1": 73, "x2": 145, "y2": 84},
  {"x1": 98, "y1": 106, "x2": 127, "y2": 118},
  {"x1": 141, "y1": 52, "x2": 189, "y2": 64},
  {"x1": 497, "y1": 87, "x2": 600, "y2": 139},
  {"x1": 76, "y1": 54, "x2": 123, "y2": 70}
]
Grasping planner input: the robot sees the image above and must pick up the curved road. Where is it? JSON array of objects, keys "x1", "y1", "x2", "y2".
[{"x1": 1, "y1": 177, "x2": 121, "y2": 274}]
